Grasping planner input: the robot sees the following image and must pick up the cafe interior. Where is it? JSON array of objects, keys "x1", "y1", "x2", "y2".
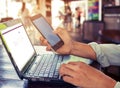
[{"x1": 0, "y1": 0, "x2": 120, "y2": 87}]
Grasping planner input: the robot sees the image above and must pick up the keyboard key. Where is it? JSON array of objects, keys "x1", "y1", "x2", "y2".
[
  {"x1": 28, "y1": 54, "x2": 64, "y2": 79},
  {"x1": 44, "y1": 73, "x2": 49, "y2": 77},
  {"x1": 49, "y1": 72, "x2": 54, "y2": 78}
]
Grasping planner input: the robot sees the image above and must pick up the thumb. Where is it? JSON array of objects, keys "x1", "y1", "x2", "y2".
[{"x1": 53, "y1": 27, "x2": 66, "y2": 40}]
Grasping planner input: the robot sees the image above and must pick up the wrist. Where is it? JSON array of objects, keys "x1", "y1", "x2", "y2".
[
  {"x1": 69, "y1": 40, "x2": 78, "y2": 55},
  {"x1": 69, "y1": 41, "x2": 96, "y2": 59},
  {"x1": 102, "y1": 77, "x2": 116, "y2": 88},
  {"x1": 109, "y1": 79, "x2": 116, "y2": 88}
]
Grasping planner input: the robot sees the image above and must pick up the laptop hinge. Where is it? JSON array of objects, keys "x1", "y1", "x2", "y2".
[{"x1": 22, "y1": 53, "x2": 37, "y2": 74}]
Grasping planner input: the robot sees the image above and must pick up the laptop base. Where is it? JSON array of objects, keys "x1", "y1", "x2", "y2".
[{"x1": 27, "y1": 80, "x2": 76, "y2": 88}]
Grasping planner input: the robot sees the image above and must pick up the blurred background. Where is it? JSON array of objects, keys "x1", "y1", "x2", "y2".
[{"x1": 0, "y1": 0, "x2": 120, "y2": 45}]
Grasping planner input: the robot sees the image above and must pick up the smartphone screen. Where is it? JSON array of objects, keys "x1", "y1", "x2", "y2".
[{"x1": 31, "y1": 15, "x2": 64, "y2": 50}]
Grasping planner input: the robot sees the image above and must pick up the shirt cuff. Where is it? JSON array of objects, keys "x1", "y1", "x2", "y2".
[
  {"x1": 89, "y1": 42, "x2": 110, "y2": 67},
  {"x1": 114, "y1": 82, "x2": 120, "y2": 88}
]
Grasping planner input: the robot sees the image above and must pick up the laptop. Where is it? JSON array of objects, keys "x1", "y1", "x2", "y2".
[
  {"x1": 0, "y1": 19, "x2": 20, "y2": 44},
  {"x1": 0, "y1": 19, "x2": 92, "y2": 84}
]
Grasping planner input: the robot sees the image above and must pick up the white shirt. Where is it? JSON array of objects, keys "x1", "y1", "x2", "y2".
[
  {"x1": 89, "y1": 42, "x2": 120, "y2": 88},
  {"x1": 89, "y1": 42, "x2": 120, "y2": 67}
]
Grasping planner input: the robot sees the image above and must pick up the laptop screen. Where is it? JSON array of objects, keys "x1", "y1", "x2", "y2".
[{"x1": 0, "y1": 23, "x2": 35, "y2": 71}]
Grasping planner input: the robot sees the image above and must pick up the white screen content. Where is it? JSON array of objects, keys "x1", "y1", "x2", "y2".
[
  {"x1": 1, "y1": 23, "x2": 35, "y2": 71},
  {"x1": 33, "y1": 17, "x2": 61, "y2": 46}
]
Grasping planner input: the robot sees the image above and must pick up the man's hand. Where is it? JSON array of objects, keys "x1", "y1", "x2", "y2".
[
  {"x1": 40, "y1": 27, "x2": 74, "y2": 54},
  {"x1": 59, "y1": 62, "x2": 116, "y2": 88},
  {"x1": 40, "y1": 35, "x2": 52, "y2": 51},
  {"x1": 54, "y1": 27, "x2": 73, "y2": 54}
]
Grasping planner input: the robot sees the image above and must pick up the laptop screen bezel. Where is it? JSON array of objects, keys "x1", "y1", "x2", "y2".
[{"x1": 0, "y1": 20, "x2": 37, "y2": 79}]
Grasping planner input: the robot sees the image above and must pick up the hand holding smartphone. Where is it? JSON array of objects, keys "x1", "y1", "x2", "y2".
[{"x1": 30, "y1": 14, "x2": 64, "y2": 51}]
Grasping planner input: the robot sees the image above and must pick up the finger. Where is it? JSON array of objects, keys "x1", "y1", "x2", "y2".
[
  {"x1": 62, "y1": 75, "x2": 82, "y2": 87},
  {"x1": 62, "y1": 75, "x2": 74, "y2": 85},
  {"x1": 68, "y1": 61, "x2": 86, "y2": 66},
  {"x1": 40, "y1": 36, "x2": 46, "y2": 43},
  {"x1": 68, "y1": 61, "x2": 88, "y2": 69},
  {"x1": 40, "y1": 40, "x2": 47, "y2": 46},
  {"x1": 62, "y1": 63, "x2": 80, "y2": 72},
  {"x1": 53, "y1": 27, "x2": 62, "y2": 34},
  {"x1": 54, "y1": 27, "x2": 65, "y2": 40},
  {"x1": 68, "y1": 62, "x2": 98, "y2": 75},
  {"x1": 43, "y1": 39, "x2": 48, "y2": 44},
  {"x1": 40, "y1": 36, "x2": 47, "y2": 45},
  {"x1": 68, "y1": 62, "x2": 79, "y2": 65},
  {"x1": 46, "y1": 46, "x2": 52, "y2": 51},
  {"x1": 59, "y1": 64, "x2": 77, "y2": 78},
  {"x1": 40, "y1": 36, "x2": 44, "y2": 41}
]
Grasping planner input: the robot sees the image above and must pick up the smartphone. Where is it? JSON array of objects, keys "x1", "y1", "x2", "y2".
[{"x1": 30, "y1": 14, "x2": 64, "y2": 51}]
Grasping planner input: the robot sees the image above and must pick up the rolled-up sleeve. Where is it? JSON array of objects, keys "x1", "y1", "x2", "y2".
[
  {"x1": 114, "y1": 82, "x2": 120, "y2": 88},
  {"x1": 89, "y1": 42, "x2": 120, "y2": 67}
]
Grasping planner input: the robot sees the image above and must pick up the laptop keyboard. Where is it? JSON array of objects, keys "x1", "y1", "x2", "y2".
[{"x1": 27, "y1": 54, "x2": 64, "y2": 79}]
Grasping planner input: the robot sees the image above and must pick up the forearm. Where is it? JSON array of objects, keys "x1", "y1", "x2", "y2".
[{"x1": 70, "y1": 41, "x2": 96, "y2": 60}]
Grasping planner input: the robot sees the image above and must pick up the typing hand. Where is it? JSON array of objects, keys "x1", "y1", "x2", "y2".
[{"x1": 59, "y1": 62, "x2": 116, "y2": 88}]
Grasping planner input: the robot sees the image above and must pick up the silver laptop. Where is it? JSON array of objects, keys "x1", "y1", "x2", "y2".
[{"x1": 0, "y1": 19, "x2": 92, "y2": 84}]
